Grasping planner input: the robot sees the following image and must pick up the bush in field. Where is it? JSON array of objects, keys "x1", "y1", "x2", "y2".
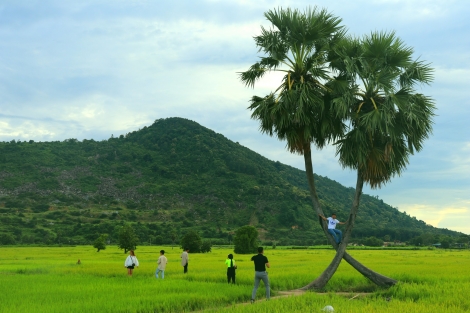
[
  {"x1": 201, "y1": 240, "x2": 212, "y2": 253},
  {"x1": 233, "y1": 225, "x2": 258, "y2": 254},
  {"x1": 93, "y1": 234, "x2": 108, "y2": 252},
  {"x1": 180, "y1": 230, "x2": 202, "y2": 253},
  {"x1": 118, "y1": 224, "x2": 139, "y2": 253},
  {"x1": 363, "y1": 236, "x2": 384, "y2": 247}
]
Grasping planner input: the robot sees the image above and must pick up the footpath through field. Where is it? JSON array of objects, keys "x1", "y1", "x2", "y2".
[{"x1": 191, "y1": 289, "x2": 371, "y2": 312}]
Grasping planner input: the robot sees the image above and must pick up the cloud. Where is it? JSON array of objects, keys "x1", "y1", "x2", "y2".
[
  {"x1": 0, "y1": 0, "x2": 469, "y2": 235},
  {"x1": 404, "y1": 204, "x2": 467, "y2": 227},
  {"x1": 400, "y1": 202, "x2": 470, "y2": 235}
]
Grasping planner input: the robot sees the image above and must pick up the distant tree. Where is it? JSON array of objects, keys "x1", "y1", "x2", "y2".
[
  {"x1": 201, "y1": 240, "x2": 212, "y2": 253},
  {"x1": 170, "y1": 228, "x2": 179, "y2": 249},
  {"x1": 457, "y1": 234, "x2": 469, "y2": 244},
  {"x1": 234, "y1": 225, "x2": 258, "y2": 254},
  {"x1": 180, "y1": 230, "x2": 202, "y2": 253},
  {"x1": 154, "y1": 235, "x2": 163, "y2": 245},
  {"x1": 363, "y1": 237, "x2": 383, "y2": 247},
  {"x1": 440, "y1": 238, "x2": 451, "y2": 249},
  {"x1": 93, "y1": 234, "x2": 108, "y2": 252},
  {"x1": 118, "y1": 225, "x2": 139, "y2": 253},
  {"x1": 0, "y1": 233, "x2": 16, "y2": 245}
]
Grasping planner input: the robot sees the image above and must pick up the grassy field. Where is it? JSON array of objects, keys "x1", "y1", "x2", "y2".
[{"x1": 0, "y1": 246, "x2": 469, "y2": 312}]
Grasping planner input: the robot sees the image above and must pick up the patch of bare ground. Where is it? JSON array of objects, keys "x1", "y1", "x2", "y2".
[{"x1": 192, "y1": 290, "x2": 371, "y2": 312}]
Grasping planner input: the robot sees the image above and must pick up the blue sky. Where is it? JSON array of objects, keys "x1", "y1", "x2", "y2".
[{"x1": 1, "y1": 0, "x2": 469, "y2": 234}]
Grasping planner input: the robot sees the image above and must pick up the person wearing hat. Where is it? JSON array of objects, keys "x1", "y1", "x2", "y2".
[
  {"x1": 155, "y1": 250, "x2": 168, "y2": 279},
  {"x1": 225, "y1": 253, "x2": 237, "y2": 284}
]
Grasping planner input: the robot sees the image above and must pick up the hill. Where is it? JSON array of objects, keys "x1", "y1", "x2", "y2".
[{"x1": 0, "y1": 117, "x2": 463, "y2": 246}]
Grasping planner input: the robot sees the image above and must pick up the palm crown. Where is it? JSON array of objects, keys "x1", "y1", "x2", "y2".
[
  {"x1": 331, "y1": 32, "x2": 435, "y2": 188},
  {"x1": 239, "y1": 7, "x2": 346, "y2": 154}
]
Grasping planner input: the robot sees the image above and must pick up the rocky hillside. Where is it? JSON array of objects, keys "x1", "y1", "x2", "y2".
[{"x1": 0, "y1": 117, "x2": 462, "y2": 245}]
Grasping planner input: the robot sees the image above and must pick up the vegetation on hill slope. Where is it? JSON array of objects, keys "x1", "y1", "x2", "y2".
[{"x1": 0, "y1": 118, "x2": 463, "y2": 246}]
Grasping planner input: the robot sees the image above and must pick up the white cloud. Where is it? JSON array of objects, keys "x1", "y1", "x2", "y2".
[
  {"x1": 371, "y1": 0, "x2": 453, "y2": 19},
  {"x1": 0, "y1": 0, "x2": 469, "y2": 235},
  {"x1": 404, "y1": 204, "x2": 468, "y2": 228},
  {"x1": 0, "y1": 120, "x2": 57, "y2": 140}
]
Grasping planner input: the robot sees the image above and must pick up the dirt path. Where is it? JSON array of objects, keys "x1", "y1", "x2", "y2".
[{"x1": 192, "y1": 289, "x2": 371, "y2": 312}]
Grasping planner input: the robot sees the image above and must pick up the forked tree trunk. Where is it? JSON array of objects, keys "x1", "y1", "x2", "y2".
[{"x1": 300, "y1": 145, "x2": 397, "y2": 289}]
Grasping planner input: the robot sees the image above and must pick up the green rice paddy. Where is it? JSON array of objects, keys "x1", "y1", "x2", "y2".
[{"x1": 1, "y1": 246, "x2": 469, "y2": 312}]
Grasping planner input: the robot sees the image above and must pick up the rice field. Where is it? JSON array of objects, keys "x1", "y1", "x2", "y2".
[{"x1": 1, "y1": 246, "x2": 469, "y2": 312}]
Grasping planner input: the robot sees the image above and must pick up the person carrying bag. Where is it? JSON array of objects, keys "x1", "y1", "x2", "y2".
[{"x1": 225, "y1": 253, "x2": 237, "y2": 284}]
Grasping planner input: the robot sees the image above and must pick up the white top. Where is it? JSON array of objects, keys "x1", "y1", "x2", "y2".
[
  {"x1": 157, "y1": 255, "x2": 168, "y2": 270},
  {"x1": 124, "y1": 255, "x2": 139, "y2": 267},
  {"x1": 181, "y1": 251, "x2": 189, "y2": 266},
  {"x1": 327, "y1": 217, "x2": 340, "y2": 229}
]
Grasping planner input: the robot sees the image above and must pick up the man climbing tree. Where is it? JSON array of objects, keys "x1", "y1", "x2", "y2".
[{"x1": 240, "y1": 7, "x2": 435, "y2": 289}]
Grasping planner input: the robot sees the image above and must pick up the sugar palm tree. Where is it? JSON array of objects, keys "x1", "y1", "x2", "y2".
[
  {"x1": 239, "y1": 7, "x2": 345, "y2": 211},
  {"x1": 240, "y1": 7, "x2": 396, "y2": 288},
  {"x1": 302, "y1": 31, "x2": 436, "y2": 289}
]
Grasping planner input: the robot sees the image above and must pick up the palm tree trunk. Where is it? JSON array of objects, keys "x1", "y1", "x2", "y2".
[
  {"x1": 301, "y1": 145, "x2": 397, "y2": 289},
  {"x1": 341, "y1": 171, "x2": 397, "y2": 287}
]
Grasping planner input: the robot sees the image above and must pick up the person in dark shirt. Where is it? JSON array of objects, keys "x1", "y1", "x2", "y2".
[{"x1": 250, "y1": 246, "x2": 270, "y2": 303}]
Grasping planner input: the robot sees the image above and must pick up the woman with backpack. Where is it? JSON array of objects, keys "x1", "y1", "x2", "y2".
[{"x1": 225, "y1": 253, "x2": 237, "y2": 284}]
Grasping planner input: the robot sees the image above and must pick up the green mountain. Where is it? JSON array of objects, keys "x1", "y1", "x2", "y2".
[{"x1": 0, "y1": 117, "x2": 462, "y2": 246}]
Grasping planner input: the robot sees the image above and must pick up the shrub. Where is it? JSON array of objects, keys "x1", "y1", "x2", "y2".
[
  {"x1": 0, "y1": 233, "x2": 16, "y2": 245},
  {"x1": 118, "y1": 224, "x2": 139, "y2": 253},
  {"x1": 93, "y1": 234, "x2": 108, "y2": 252},
  {"x1": 233, "y1": 225, "x2": 258, "y2": 254},
  {"x1": 363, "y1": 236, "x2": 384, "y2": 247},
  {"x1": 201, "y1": 240, "x2": 212, "y2": 253},
  {"x1": 180, "y1": 230, "x2": 202, "y2": 253},
  {"x1": 32, "y1": 204, "x2": 50, "y2": 213}
]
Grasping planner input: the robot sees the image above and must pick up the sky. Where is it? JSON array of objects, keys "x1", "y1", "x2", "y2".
[{"x1": 1, "y1": 0, "x2": 469, "y2": 234}]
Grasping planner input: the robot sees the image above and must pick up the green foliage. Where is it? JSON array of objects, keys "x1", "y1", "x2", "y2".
[
  {"x1": 0, "y1": 233, "x2": 16, "y2": 245},
  {"x1": 180, "y1": 230, "x2": 202, "y2": 253},
  {"x1": 362, "y1": 236, "x2": 384, "y2": 247},
  {"x1": 93, "y1": 234, "x2": 108, "y2": 252},
  {"x1": 239, "y1": 7, "x2": 346, "y2": 155},
  {"x1": 233, "y1": 225, "x2": 258, "y2": 254},
  {"x1": 2, "y1": 246, "x2": 470, "y2": 312},
  {"x1": 440, "y1": 238, "x2": 451, "y2": 249},
  {"x1": 118, "y1": 225, "x2": 138, "y2": 253},
  {"x1": 0, "y1": 118, "x2": 462, "y2": 247},
  {"x1": 200, "y1": 240, "x2": 212, "y2": 253},
  {"x1": 5, "y1": 199, "x2": 26, "y2": 209},
  {"x1": 332, "y1": 32, "x2": 435, "y2": 188}
]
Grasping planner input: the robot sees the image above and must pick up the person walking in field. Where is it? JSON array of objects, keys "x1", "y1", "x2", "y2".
[
  {"x1": 155, "y1": 250, "x2": 168, "y2": 279},
  {"x1": 250, "y1": 247, "x2": 270, "y2": 303},
  {"x1": 225, "y1": 253, "x2": 237, "y2": 284},
  {"x1": 181, "y1": 248, "x2": 189, "y2": 274},
  {"x1": 319, "y1": 213, "x2": 346, "y2": 244},
  {"x1": 124, "y1": 250, "x2": 139, "y2": 276}
]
